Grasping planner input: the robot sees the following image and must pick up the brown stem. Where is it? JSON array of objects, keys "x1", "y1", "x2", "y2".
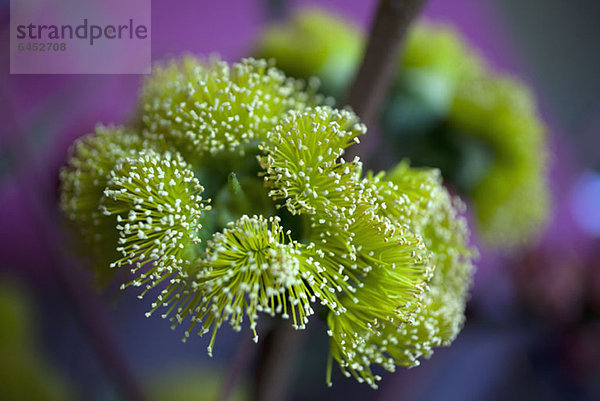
[
  {"x1": 217, "y1": 333, "x2": 255, "y2": 401},
  {"x1": 52, "y1": 253, "x2": 148, "y2": 401},
  {"x1": 251, "y1": 322, "x2": 304, "y2": 401},
  {"x1": 345, "y1": 0, "x2": 428, "y2": 127},
  {"x1": 263, "y1": 0, "x2": 289, "y2": 21}
]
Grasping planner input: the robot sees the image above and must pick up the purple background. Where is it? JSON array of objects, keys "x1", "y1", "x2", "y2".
[{"x1": 1, "y1": 1, "x2": 599, "y2": 400}]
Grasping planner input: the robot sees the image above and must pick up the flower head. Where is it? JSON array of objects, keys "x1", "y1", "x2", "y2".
[
  {"x1": 154, "y1": 215, "x2": 315, "y2": 355},
  {"x1": 259, "y1": 106, "x2": 366, "y2": 217},
  {"x1": 325, "y1": 211, "x2": 432, "y2": 388},
  {"x1": 59, "y1": 125, "x2": 143, "y2": 281},
  {"x1": 139, "y1": 56, "x2": 325, "y2": 161},
  {"x1": 102, "y1": 149, "x2": 210, "y2": 295},
  {"x1": 325, "y1": 161, "x2": 475, "y2": 388}
]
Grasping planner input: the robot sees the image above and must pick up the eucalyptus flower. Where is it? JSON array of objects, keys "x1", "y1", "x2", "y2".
[
  {"x1": 59, "y1": 125, "x2": 143, "y2": 281},
  {"x1": 101, "y1": 149, "x2": 211, "y2": 295},
  {"x1": 324, "y1": 210, "x2": 433, "y2": 388},
  {"x1": 325, "y1": 162, "x2": 474, "y2": 388},
  {"x1": 139, "y1": 56, "x2": 325, "y2": 161},
  {"x1": 259, "y1": 106, "x2": 366, "y2": 217},
  {"x1": 154, "y1": 215, "x2": 316, "y2": 355},
  {"x1": 368, "y1": 162, "x2": 474, "y2": 362}
]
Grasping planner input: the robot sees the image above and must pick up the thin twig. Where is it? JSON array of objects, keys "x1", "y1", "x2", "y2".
[
  {"x1": 251, "y1": 321, "x2": 304, "y2": 401},
  {"x1": 53, "y1": 253, "x2": 148, "y2": 401},
  {"x1": 217, "y1": 333, "x2": 256, "y2": 401},
  {"x1": 345, "y1": 0, "x2": 428, "y2": 127},
  {"x1": 263, "y1": 0, "x2": 289, "y2": 21}
]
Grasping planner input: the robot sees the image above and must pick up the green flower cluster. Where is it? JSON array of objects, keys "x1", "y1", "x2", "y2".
[
  {"x1": 60, "y1": 56, "x2": 474, "y2": 388},
  {"x1": 256, "y1": 8, "x2": 549, "y2": 249}
]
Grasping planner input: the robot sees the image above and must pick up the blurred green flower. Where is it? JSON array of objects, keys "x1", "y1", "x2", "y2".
[
  {"x1": 451, "y1": 76, "x2": 548, "y2": 247},
  {"x1": 390, "y1": 24, "x2": 549, "y2": 248},
  {"x1": 255, "y1": 8, "x2": 363, "y2": 98}
]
